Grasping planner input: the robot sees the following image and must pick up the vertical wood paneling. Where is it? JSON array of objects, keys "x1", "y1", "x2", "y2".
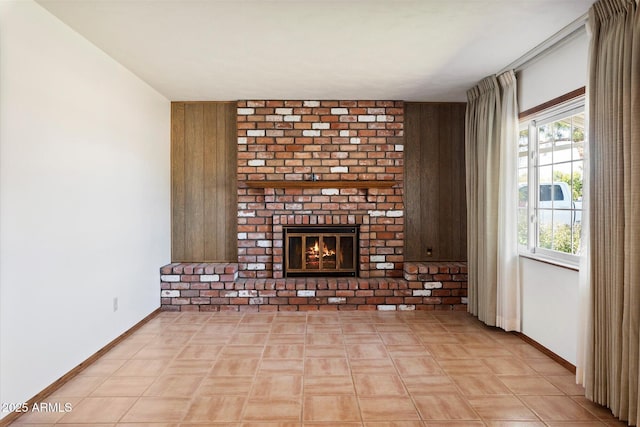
[
  {"x1": 171, "y1": 103, "x2": 186, "y2": 261},
  {"x1": 405, "y1": 102, "x2": 467, "y2": 261},
  {"x1": 172, "y1": 102, "x2": 237, "y2": 262},
  {"x1": 203, "y1": 103, "x2": 218, "y2": 260},
  {"x1": 184, "y1": 103, "x2": 205, "y2": 260}
]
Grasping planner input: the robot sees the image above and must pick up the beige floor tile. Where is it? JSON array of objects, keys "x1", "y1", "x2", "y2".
[
  {"x1": 221, "y1": 346, "x2": 265, "y2": 358},
  {"x1": 545, "y1": 422, "x2": 608, "y2": 426},
  {"x1": 425, "y1": 422, "x2": 485, "y2": 426},
  {"x1": 101, "y1": 342, "x2": 147, "y2": 359},
  {"x1": 394, "y1": 357, "x2": 443, "y2": 376},
  {"x1": 379, "y1": 333, "x2": 422, "y2": 346},
  {"x1": 417, "y1": 332, "x2": 460, "y2": 344},
  {"x1": 342, "y1": 323, "x2": 377, "y2": 334},
  {"x1": 413, "y1": 394, "x2": 480, "y2": 420},
  {"x1": 145, "y1": 335, "x2": 192, "y2": 349},
  {"x1": 508, "y1": 343, "x2": 549, "y2": 359},
  {"x1": 307, "y1": 314, "x2": 341, "y2": 324},
  {"x1": 306, "y1": 324, "x2": 342, "y2": 334},
  {"x1": 48, "y1": 375, "x2": 105, "y2": 397},
  {"x1": 402, "y1": 375, "x2": 459, "y2": 395},
  {"x1": 526, "y1": 358, "x2": 573, "y2": 376},
  {"x1": 211, "y1": 358, "x2": 260, "y2": 376},
  {"x1": 303, "y1": 376, "x2": 356, "y2": 395},
  {"x1": 228, "y1": 333, "x2": 269, "y2": 346},
  {"x1": 236, "y1": 324, "x2": 272, "y2": 334},
  {"x1": 358, "y1": 396, "x2": 420, "y2": 421},
  {"x1": 263, "y1": 344, "x2": 305, "y2": 359},
  {"x1": 483, "y1": 358, "x2": 538, "y2": 376},
  {"x1": 425, "y1": 343, "x2": 472, "y2": 359},
  {"x1": 452, "y1": 374, "x2": 512, "y2": 396},
  {"x1": 545, "y1": 375, "x2": 587, "y2": 396},
  {"x1": 271, "y1": 323, "x2": 306, "y2": 334},
  {"x1": 302, "y1": 395, "x2": 360, "y2": 422},
  {"x1": 10, "y1": 312, "x2": 589, "y2": 427},
  {"x1": 114, "y1": 359, "x2": 168, "y2": 377},
  {"x1": 350, "y1": 358, "x2": 398, "y2": 374},
  {"x1": 484, "y1": 422, "x2": 546, "y2": 426},
  {"x1": 250, "y1": 375, "x2": 303, "y2": 399},
  {"x1": 164, "y1": 359, "x2": 214, "y2": 376},
  {"x1": 386, "y1": 344, "x2": 431, "y2": 358},
  {"x1": 239, "y1": 423, "x2": 300, "y2": 427},
  {"x1": 176, "y1": 344, "x2": 223, "y2": 360},
  {"x1": 571, "y1": 396, "x2": 618, "y2": 420},
  {"x1": 375, "y1": 325, "x2": 414, "y2": 333},
  {"x1": 304, "y1": 357, "x2": 350, "y2": 376},
  {"x1": 143, "y1": 375, "x2": 204, "y2": 397},
  {"x1": 499, "y1": 375, "x2": 564, "y2": 395},
  {"x1": 120, "y1": 423, "x2": 180, "y2": 427},
  {"x1": 363, "y1": 421, "x2": 425, "y2": 427},
  {"x1": 344, "y1": 333, "x2": 384, "y2": 344},
  {"x1": 521, "y1": 396, "x2": 599, "y2": 421},
  {"x1": 242, "y1": 399, "x2": 301, "y2": 422},
  {"x1": 258, "y1": 359, "x2": 304, "y2": 375},
  {"x1": 347, "y1": 343, "x2": 390, "y2": 359},
  {"x1": 267, "y1": 334, "x2": 305, "y2": 345},
  {"x1": 58, "y1": 397, "x2": 136, "y2": 423},
  {"x1": 354, "y1": 374, "x2": 407, "y2": 396},
  {"x1": 121, "y1": 397, "x2": 191, "y2": 422},
  {"x1": 198, "y1": 376, "x2": 255, "y2": 395},
  {"x1": 184, "y1": 396, "x2": 246, "y2": 422},
  {"x1": 77, "y1": 358, "x2": 126, "y2": 376},
  {"x1": 467, "y1": 396, "x2": 538, "y2": 420},
  {"x1": 305, "y1": 345, "x2": 347, "y2": 358},
  {"x1": 131, "y1": 346, "x2": 180, "y2": 360},
  {"x1": 305, "y1": 333, "x2": 343, "y2": 345},
  {"x1": 90, "y1": 376, "x2": 155, "y2": 396},
  {"x1": 464, "y1": 344, "x2": 514, "y2": 358},
  {"x1": 435, "y1": 359, "x2": 489, "y2": 375}
]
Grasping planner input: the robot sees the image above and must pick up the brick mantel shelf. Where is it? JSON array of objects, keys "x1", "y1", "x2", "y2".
[{"x1": 244, "y1": 180, "x2": 398, "y2": 189}]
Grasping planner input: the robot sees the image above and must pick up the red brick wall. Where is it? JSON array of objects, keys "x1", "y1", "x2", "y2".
[{"x1": 237, "y1": 100, "x2": 404, "y2": 279}]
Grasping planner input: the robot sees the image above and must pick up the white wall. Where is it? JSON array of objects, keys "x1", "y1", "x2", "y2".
[
  {"x1": 520, "y1": 258, "x2": 579, "y2": 364},
  {"x1": 0, "y1": 1, "x2": 170, "y2": 417},
  {"x1": 516, "y1": 27, "x2": 588, "y2": 365},
  {"x1": 518, "y1": 28, "x2": 588, "y2": 112}
]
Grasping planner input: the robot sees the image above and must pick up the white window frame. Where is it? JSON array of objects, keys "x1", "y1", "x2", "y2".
[{"x1": 519, "y1": 95, "x2": 585, "y2": 268}]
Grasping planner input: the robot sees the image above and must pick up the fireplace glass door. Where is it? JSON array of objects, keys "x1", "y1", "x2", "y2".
[{"x1": 284, "y1": 226, "x2": 358, "y2": 277}]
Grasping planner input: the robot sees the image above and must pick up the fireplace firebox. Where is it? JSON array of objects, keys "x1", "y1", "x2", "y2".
[{"x1": 284, "y1": 226, "x2": 359, "y2": 277}]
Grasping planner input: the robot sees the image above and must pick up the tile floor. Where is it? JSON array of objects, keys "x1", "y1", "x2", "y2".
[{"x1": 10, "y1": 310, "x2": 627, "y2": 426}]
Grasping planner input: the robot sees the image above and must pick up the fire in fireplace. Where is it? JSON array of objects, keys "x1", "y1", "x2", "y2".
[{"x1": 284, "y1": 226, "x2": 359, "y2": 277}]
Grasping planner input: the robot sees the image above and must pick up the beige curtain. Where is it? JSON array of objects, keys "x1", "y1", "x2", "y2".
[
  {"x1": 585, "y1": 0, "x2": 640, "y2": 425},
  {"x1": 465, "y1": 70, "x2": 520, "y2": 331}
]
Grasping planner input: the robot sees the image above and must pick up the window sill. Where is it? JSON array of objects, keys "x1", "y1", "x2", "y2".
[{"x1": 518, "y1": 252, "x2": 580, "y2": 271}]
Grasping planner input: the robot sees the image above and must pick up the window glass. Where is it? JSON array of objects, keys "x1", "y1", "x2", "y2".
[{"x1": 518, "y1": 101, "x2": 585, "y2": 263}]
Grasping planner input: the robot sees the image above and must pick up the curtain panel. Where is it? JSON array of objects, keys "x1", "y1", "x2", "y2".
[
  {"x1": 585, "y1": 0, "x2": 640, "y2": 425},
  {"x1": 465, "y1": 71, "x2": 520, "y2": 331}
]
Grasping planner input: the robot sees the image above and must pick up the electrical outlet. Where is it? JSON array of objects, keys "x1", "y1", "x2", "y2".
[{"x1": 113, "y1": 297, "x2": 118, "y2": 312}]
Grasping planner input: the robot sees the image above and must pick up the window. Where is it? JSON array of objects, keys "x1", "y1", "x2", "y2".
[{"x1": 518, "y1": 96, "x2": 585, "y2": 265}]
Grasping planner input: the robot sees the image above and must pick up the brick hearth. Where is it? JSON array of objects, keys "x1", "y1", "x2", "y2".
[{"x1": 160, "y1": 262, "x2": 467, "y2": 312}]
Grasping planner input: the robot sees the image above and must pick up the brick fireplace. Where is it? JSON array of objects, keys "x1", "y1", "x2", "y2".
[
  {"x1": 236, "y1": 100, "x2": 405, "y2": 279},
  {"x1": 160, "y1": 100, "x2": 468, "y2": 312}
]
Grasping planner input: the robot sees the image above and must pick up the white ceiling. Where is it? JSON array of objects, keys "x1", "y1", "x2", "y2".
[{"x1": 37, "y1": 0, "x2": 594, "y2": 102}]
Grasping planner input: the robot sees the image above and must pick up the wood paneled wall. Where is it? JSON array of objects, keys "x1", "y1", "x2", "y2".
[
  {"x1": 171, "y1": 102, "x2": 237, "y2": 262},
  {"x1": 404, "y1": 103, "x2": 467, "y2": 261}
]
